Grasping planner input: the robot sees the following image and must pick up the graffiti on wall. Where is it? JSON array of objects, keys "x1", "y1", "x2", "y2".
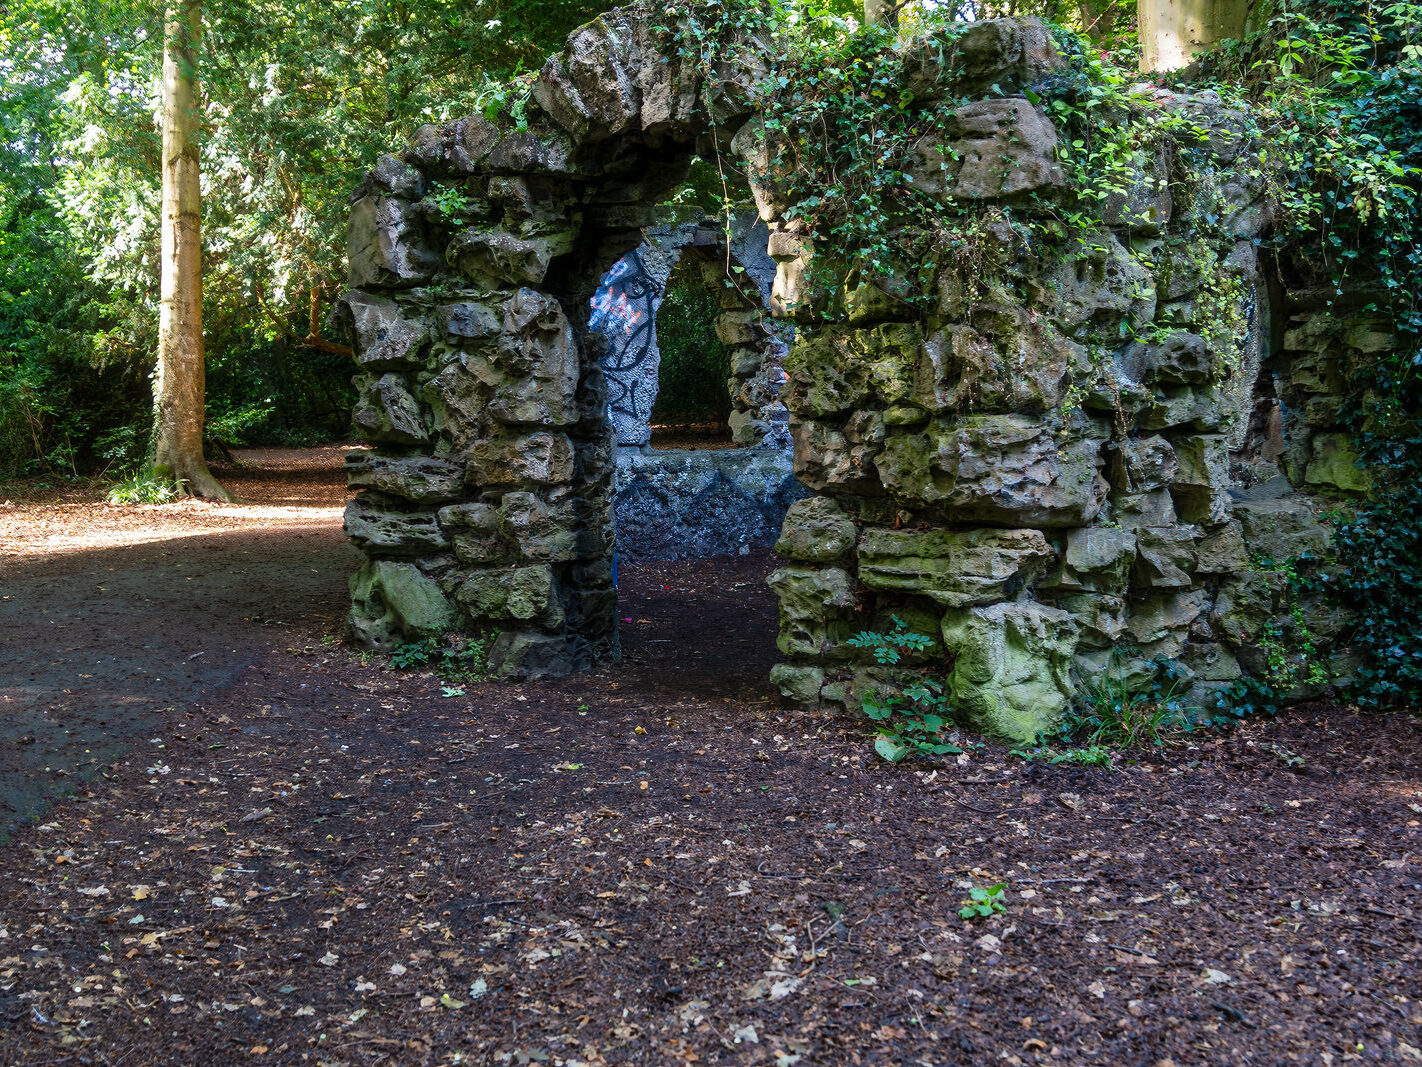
[{"x1": 591, "y1": 250, "x2": 659, "y2": 423}]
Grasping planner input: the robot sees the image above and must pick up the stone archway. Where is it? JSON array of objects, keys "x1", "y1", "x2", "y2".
[
  {"x1": 336, "y1": 5, "x2": 767, "y2": 679},
  {"x1": 338, "y1": 6, "x2": 1345, "y2": 742},
  {"x1": 591, "y1": 210, "x2": 803, "y2": 561}
]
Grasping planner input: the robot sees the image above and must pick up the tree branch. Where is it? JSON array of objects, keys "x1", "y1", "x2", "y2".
[{"x1": 254, "y1": 282, "x2": 353, "y2": 358}]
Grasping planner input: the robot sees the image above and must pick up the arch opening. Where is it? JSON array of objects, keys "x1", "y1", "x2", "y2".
[{"x1": 590, "y1": 208, "x2": 802, "y2": 563}]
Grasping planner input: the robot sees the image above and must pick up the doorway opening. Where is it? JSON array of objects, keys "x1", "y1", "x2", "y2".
[{"x1": 591, "y1": 210, "x2": 802, "y2": 563}]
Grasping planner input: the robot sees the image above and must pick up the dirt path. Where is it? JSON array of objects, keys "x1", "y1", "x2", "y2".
[
  {"x1": 0, "y1": 448, "x2": 359, "y2": 837},
  {"x1": 0, "y1": 450, "x2": 1420, "y2": 1065}
]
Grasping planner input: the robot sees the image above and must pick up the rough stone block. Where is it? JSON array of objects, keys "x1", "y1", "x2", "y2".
[
  {"x1": 769, "y1": 663, "x2": 825, "y2": 705},
  {"x1": 906, "y1": 98, "x2": 1066, "y2": 202},
  {"x1": 790, "y1": 418, "x2": 881, "y2": 494},
  {"x1": 455, "y1": 564, "x2": 564, "y2": 628},
  {"x1": 902, "y1": 17, "x2": 1063, "y2": 100},
  {"x1": 1052, "y1": 593, "x2": 1126, "y2": 650},
  {"x1": 1133, "y1": 526, "x2": 1201, "y2": 588},
  {"x1": 532, "y1": 16, "x2": 641, "y2": 143},
  {"x1": 857, "y1": 527, "x2": 1053, "y2": 607},
  {"x1": 437, "y1": 300, "x2": 502, "y2": 342},
  {"x1": 344, "y1": 496, "x2": 449, "y2": 557},
  {"x1": 784, "y1": 324, "x2": 920, "y2": 417},
  {"x1": 348, "y1": 195, "x2": 439, "y2": 289},
  {"x1": 1305, "y1": 433, "x2": 1370, "y2": 494},
  {"x1": 1182, "y1": 641, "x2": 1242, "y2": 682},
  {"x1": 876, "y1": 415, "x2": 1107, "y2": 527},
  {"x1": 1141, "y1": 385, "x2": 1230, "y2": 434},
  {"x1": 714, "y1": 311, "x2": 759, "y2": 346},
  {"x1": 1194, "y1": 520, "x2": 1249, "y2": 574},
  {"x1": 1048, "y1": 526, "x2": 1137, "y2": 594},
  {"x1": 448, "y1": 229, "x2": 574, "y2": 286},
  {"x1": 766, "y1": 566, "x2": 856, "y2": 660},
  {"x1": 1209, "y1": 570, "x2": 1279, "y2": 646},
  {"x1": 1112, "y1": 489, "x2": 1178, "y2": 530},
  {"x1": 352, "y1": 373, "x2": 429, "y2": 446},
  {"x1": 348, "y1": 559, "x2": 459, "y2": 650},
  {"x1": 1106, "y1": 435, "x2": 1178, "y2": 493},
  {"x1": 345, "y1": 452, "x2": 464, "y2": 503},
  {"x1": 917, "y1": 320, "x2": 1074, "y2": 415},
  {"x1": 468, "y1": 432, "x2": 575, "y2": 487},
  {"x1": 1169, "y1": 434, "x2": 1231, "y2": 525},
  {"x1": 774, "y1": 496, "x2": 857, "y2": 563},
  {"x1": 1142, "y1": 332, "x2": 1212, "y2": 385},
  {"x1": 334, "y1": 292, "x2": 429, "y2": 370},
  {"x1": 941, "y1": 601, "x2": 1077, "y2": 742},
  {"x1": 1041, "y1": 233, "x2": 1156, "y2": 337},
  {"x1": 486, "y1": 631, "x2": 587, "y2": 680},
  {"x1": 730, "y1": 115, "x2": 795, "y2": 222},
  {"x1": 1100, "y1": 141, "x2": 1172, "y2": 234},
  {"x1": 1234, "y1": 496, "x2": 1331, "y2": 561},
  {"x1": 486, "y1": 127, "x2": 576, "y2": 174},
  {"x1": 1127, "y1": 589, "x2": 1208, "y2": 657}
]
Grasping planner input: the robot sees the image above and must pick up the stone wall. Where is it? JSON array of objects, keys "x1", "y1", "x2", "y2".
[
  {"x1": 339, "y1": 6, "x2": 1356, "y2": 738},
  {"x1": 334, "y1": 4, "x2": 773, "y2": 678},
  {"x1": 613, "y1": 447, "x2": 804, "y2": 561}
]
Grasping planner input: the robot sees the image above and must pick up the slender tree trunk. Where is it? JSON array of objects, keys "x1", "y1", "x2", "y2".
[
  {"x1": 1078, "y1": 0, "x2": 1118, "y2": 42},
  {"x1": 864, "y1": 0, "x2": 900, "y2": 30},
  {"x1": 154, "y1": 0, "x2": 228, "y2": 500},
  {"x1": 1138, "y1": 0, "x2": 1250, "y2": 71}
]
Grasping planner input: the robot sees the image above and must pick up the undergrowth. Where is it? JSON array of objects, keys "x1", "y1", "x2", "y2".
[
  {"x1": 1015, "y1": 650, "x2": 1197, "y2": 766},
  {"x1": 846, "y1": 617, "x2": 965, "y2": 763},
  {"x1": 107, "y1": 468, "x2": 184, "y2": 505},
  {"x1": 389, "y1": 633, "x2": 497, "y2": 683}
]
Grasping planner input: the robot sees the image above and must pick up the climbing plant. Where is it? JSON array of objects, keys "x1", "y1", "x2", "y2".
[{"x1": 1199, "y1": 0, "x2": 1422, "y2": 707}]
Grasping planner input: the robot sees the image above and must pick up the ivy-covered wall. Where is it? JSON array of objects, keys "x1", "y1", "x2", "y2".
[{"x1": 337, "y1": 5, "x2": 1359, "y2": 741}]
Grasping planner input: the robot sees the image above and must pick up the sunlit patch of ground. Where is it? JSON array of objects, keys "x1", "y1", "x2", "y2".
[{"x1": 0, "y1": 446, "x2": 353, "y2": 558}]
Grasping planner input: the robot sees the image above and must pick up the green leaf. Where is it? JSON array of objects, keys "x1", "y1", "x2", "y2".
[{"x1": 873, "y1": 735, "x2": 911, "y2": 763}]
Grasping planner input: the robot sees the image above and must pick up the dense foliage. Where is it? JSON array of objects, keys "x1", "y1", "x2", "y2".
[
  {"x1": 649, "y1": 261, "x2": 734, "y2": 429},
  {"x1": 1204, "y1": 1, "x2": 1422, "y2": 707},
  {"x1": 0, "y1": 0, "x2": 608, "y2": 478}
]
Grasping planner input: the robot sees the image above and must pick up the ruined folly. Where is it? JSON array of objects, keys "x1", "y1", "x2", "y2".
[{"x1": 335, "y1": 8, "x2": 1378, "y2": 741}]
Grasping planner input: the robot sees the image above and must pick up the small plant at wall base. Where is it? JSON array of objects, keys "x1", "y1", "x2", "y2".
[
  {"x1": 389, "y1": 633, "x2": 497, "y2": 683},
  {"x1": 846, "y1": 618, "x2": 964, "y2": 763},
  {"x1": 1018, "y1": 650, "x2": 1194, "y2": 762}
]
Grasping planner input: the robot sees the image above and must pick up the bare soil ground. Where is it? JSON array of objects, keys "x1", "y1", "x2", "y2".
[{"x1": 0, "y1": 449, "x2": 1419, "y2": 1065}]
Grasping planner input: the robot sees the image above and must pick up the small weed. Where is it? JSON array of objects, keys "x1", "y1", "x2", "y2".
[
  {"x1": 108, "y1": 468, "x2": 182, "y2": 505},
  {"x1": 958, "y1": 883, "x2": 1008, "y2": 921},
  {"x1": 847, "y1": 618, "x2": 964, "y2": 762},
  {"x1": 389, "y1": 632, "x2": 496, "y2": 682},
  {"x1": 1017, "y1": 650, "x2": 1195, "y2": 764},
  {"x1": 1050, "y1": 745, "x2": 1114, "y2": 768}
]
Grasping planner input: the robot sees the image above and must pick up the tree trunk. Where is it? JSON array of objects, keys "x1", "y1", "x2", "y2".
[
  {"x1": 1138, "y1": 0, "x2": 1250, "y2": 71},
  {"x1": 1078, "y1": 0, "x2": 1119, "y2": 42},
  {"x1": 864, "y1": 0, "x2": 899, "y2": 30},
  {"x1": 154, "y1": 0, "x2": 228, "y2": 500}
]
